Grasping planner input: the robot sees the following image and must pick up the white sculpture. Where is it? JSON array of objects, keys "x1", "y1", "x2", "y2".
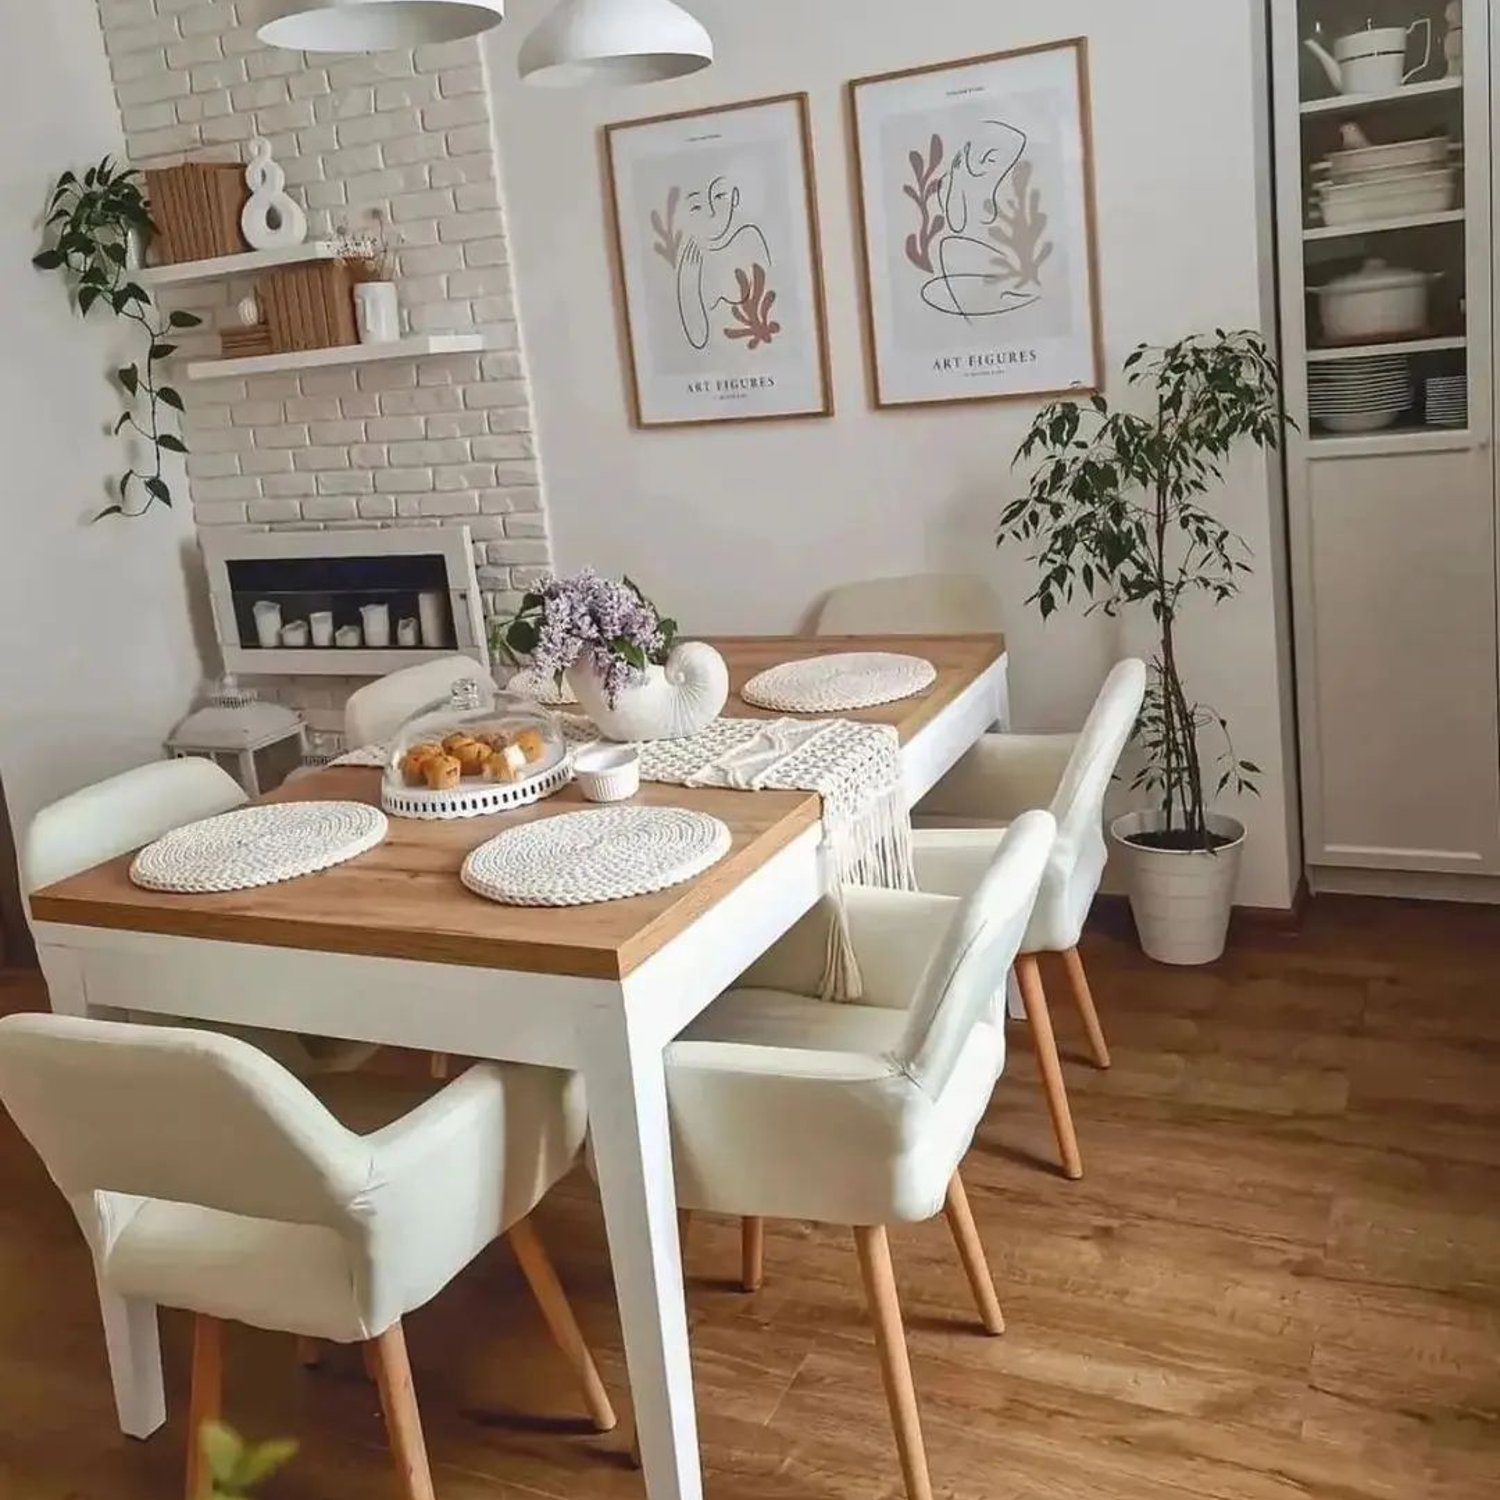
[
  {"x1": 240, "y1": 137, "x2": 307, "y2": 252},
  {"x1": 568, "y1": 641, "x2": 730, "y2": 743}
]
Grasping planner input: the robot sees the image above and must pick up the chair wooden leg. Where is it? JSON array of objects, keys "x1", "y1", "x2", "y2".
[
  {"x1": 1060, "y1": 947, "x2": 1111, "y2": 1069},
  {"x1": 677, "y1": 1208, "x2": 691, "y2": 1257},
  {"x1": 853, "y1": 1226, "x2": 933, "y2": 1500},
  {"x1": 296, "y1": 1336, "x2": 323, "y2": 1369},
  {"x1": 942, "y1": 1174, "x2": 1004, "y2": 1335},
  {"x1": 185, "y1": 1315, "x2": 223, "y2": 1500},
  {"x1": 740, "y1": 1216, "x2": 764, "y2": 1292},
  {"x1": 429, "y1": 1053, "x2": 450, "y2": 1080},
  {"x1": 1015, "y1": 955, "x2": 1084, "y2": 1180},
  {"x1": 364, "y1": 1324, "x2": 436, "y2": 1500},
  {"x1": 508, "y1": 1215, "x2": 617, "y2": 1432}
]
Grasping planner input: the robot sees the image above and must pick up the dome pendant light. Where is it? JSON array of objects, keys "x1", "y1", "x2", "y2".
[
  {"x1": 519, "y1": 0, "x2": 713, "y2": 87},
  {"x1": 258, "y1": 0, "x2": 506, "y2": 53}
]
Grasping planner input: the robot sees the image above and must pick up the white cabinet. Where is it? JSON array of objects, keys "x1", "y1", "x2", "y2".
[{"x1": 1272, "y1": 0, "x2": 1499, "y2": 881}]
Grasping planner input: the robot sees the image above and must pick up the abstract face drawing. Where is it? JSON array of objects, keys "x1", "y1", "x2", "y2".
[
  {"x1": 651, "y1": 173, "x2": 780, "y2": 353},
  {"x1": 900, "y1": 119, "x2": 1054, "y2": 322}
]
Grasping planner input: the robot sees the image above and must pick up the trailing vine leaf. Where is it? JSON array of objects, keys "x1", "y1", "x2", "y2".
[
  {"x1": 902, "y1": 133, "x2": 946, "y2": 273},
  {"x1": 33, "y1": 157, "x2": 191, "y2": 519},
  {"x1": 723, "y1": 263, "x2": 781, "y2": 351},
  {"x1": 199, "y1": 1421, "x2": 297, "y2": 1499}
]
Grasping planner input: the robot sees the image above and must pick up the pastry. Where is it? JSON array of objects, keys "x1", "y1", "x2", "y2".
[
  {"x1": 442, "y1": 731, "x2": 477, "y2": 754},
  {"x1": 424, "y1": 753, "x2": 462, "y2": 791},
  {"x1": 513, "y1": 728, "x2": 546, "y2": 764},
  {"x1": 401, "y1": 743, "x2": 442, "y2": 786},
  {"x1": 483, "y1": 743, "x2": 529, "y2": 783},
  {"x1": 452, "y1": 738, "x2": 490, "y2": 774}
]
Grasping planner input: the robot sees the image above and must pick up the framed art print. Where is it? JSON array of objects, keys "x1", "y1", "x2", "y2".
[
  {"x1": 849, "y1": 38, "x2": 1104, "y2": 410},
  {"x1": 603, "y1": 93, "x2": 834, "y2": 429}
]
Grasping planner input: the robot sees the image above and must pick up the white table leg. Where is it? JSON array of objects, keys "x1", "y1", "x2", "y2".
[
  {"x1": 579, "y1": 1005, "x2": 701, "y2": 1500},
  {"x1": 41, "y1": 944, "x2": 167, "y2": 1439},
  {"x1": 97, "y1": 1284, "x2": 166, "y2": 1439}
]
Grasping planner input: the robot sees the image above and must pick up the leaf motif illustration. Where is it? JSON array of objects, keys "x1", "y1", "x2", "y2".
[
  {"x1": 986, "y1": 159, "x2": 1053, "y2": 291},
  {"x1": 901, "y1": 135, "x2": 946, "y2": 273},
  {"x1": 650, "y1": 185, "x2": 683, "y2": 267},
  {"x1": 723, "y1": 262, "x2": 781, "y2": 351}
]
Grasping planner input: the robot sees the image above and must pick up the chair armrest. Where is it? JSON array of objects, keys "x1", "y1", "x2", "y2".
[
  {"x1": 736, "y1": 888, "x2": 959, "y2": 1010},
  {"x1": 918, "y1": 733, "x2": 1078, "y2": 824}
]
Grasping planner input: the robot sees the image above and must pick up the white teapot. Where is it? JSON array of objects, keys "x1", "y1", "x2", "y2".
[
  {"x1": 568, "y1": 641, "x2": 729, "y2": 743},
  {"x1": 1304, "y1": 19, "x2": 1433, "y2": 96}
]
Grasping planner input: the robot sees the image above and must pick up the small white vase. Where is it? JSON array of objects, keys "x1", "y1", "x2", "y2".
[
  {"x1": 568, "y1": 642, "x2": 729, "y2": 743},
  {"x1": 354, "y1": 282, "x2": 400, "y2": 343},
  {"x1": 1109, "y1": 810, "x2": 1246, "y2": 966}
]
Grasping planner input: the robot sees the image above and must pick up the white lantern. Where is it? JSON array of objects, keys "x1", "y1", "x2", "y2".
[{"x1": 167, "y1": 681, "x2": 307, "y2": 799}]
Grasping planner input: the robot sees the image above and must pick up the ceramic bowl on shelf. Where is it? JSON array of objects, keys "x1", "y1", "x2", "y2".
[{"x1": 1311, "y1": 165, "x2": 1459, "y2": 225}]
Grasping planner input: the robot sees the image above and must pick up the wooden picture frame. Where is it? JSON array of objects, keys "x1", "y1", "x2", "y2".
[
  {"x1": 602, "y1": 93, "x2": 834, "y2": 429},
  {"x1": 848, "y1": 38, "x2": 1104, "y2": 411}
]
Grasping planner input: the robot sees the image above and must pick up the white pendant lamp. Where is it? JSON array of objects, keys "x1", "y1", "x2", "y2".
[
  {"x1": 519, "y1": 0, "x2": 712, "y2": 87},
  {"x1": 258, "y1": 0, "x2": 506, "y2": 53}
]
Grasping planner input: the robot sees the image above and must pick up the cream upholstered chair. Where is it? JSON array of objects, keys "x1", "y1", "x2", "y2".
[
  {"x1": 0, "y1": 1015, "x2": 611, "y2": 1500},
  {"x1": 911, "y1": 659, "x2": 1148, "y2": 1179},
  {"x1": 667, "y1": 812, "x2": 1055, "y2": 1500},
  {"x1": 815, "y1": 571, "x2": 1000, "y2": 638},
  {"x1": 344, "y1": 654, "x2": 495, "y2": 748},
  {"x1": 23, "y1": 760, "x2": 369, "y2": 1077}
]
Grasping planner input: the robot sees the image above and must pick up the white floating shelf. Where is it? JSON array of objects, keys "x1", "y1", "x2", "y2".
[
  {"x1": 224, "y1": 646, "x2": 469, "y2": 678},
  {"x1": 1300, "y1": 77, "x2": 1464, "y2": 117},
  {"x1": 1307, "y1": 425, "x2": 1474, "y2": 460},
  {"x1": 1304, "y1": 208, "x2": 1466, "y2": 241},
  {"x1": 139, "y1": 241, "x2": 339, "y2": 288},
  {"x1": 183, "y1": 334, "x2": 495, "y2": 381},
  {"x1": 1305, "y1": 335, "x2": 1466, "y2": 363}
]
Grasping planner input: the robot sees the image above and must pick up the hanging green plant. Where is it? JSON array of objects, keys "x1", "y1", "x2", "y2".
[{"x1": 32, "y1": 156, "x2": 201, "y2": 518}]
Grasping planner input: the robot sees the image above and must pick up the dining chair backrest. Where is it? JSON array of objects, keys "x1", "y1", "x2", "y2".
[
  {"x1": 815, "y1": 573, "x2": 1000, "y2": 637},
  {"x1": 344, "y1": 655, "x2": 495, "y2": 748},
  {"x1": 1040, "y1": 659, "x2": 1148, "y2": 939},
  {"x1": 0, "y1": 1013, "x2": 369, "y2": 1230},
  {"x1": 22, "y1": 758, "x2": 247, "y2": 893},
  {"x1": 898, "y1": 809, "x2": 1055, "y2": 1095}
]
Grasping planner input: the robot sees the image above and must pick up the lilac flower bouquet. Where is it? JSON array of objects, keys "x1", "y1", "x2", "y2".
[{"x1": 497, "y1": 570, "x2": 678, "y2": 706}]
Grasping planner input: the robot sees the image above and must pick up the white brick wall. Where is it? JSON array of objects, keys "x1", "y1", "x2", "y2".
[{"x1": 93, "y1": 0, "x2": 553, "y2": 720}]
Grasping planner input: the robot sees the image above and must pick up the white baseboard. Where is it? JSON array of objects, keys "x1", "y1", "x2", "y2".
[{"x1": 1308, "y1": 865, "x2": 1500, "y2": 905}]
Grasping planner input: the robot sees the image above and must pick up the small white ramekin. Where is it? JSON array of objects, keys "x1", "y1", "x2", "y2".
[{"x1": 574, "y1": 743, "x2": 641, "y2": 803}]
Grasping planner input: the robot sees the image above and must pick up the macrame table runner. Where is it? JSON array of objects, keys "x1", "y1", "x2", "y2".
[
  {"x1": 336, "y1": 715, "x2": 915, "y2": 998},
  {"x1": 130, "y1": 802, "x2": 388, "y2": 894}
]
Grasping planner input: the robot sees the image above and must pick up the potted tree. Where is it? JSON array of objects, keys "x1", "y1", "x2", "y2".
[{"x1": 999, "y1": 330, "x2": 1286, "y2": 964}]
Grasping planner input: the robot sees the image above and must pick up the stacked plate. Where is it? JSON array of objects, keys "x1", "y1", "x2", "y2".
[
  {"x1": 1309, "y1": 135, "x2": 1459, "y2": 227},
  {"x1": 1308, "y1": 354, "x2": 1414, "y2": 434},
  {"x1": 1424, "y1": 374, "x2": 1467, "y2": 428}
]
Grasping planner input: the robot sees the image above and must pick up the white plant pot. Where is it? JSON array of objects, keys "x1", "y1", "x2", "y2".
[
  {"x1": 1109, "y1": 810, "x2": 1246, "y2": 966},
  {"x1": 568, "y1": 641, "x2": 729, "y2": 742}
]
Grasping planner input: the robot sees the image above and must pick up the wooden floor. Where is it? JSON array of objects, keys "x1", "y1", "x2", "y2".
[{"x1": 1, "y1": 895, "x2": 1496, "y2": 1500}]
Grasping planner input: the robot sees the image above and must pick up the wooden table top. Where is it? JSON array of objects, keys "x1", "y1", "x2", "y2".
[{"x1": 30, "y1": 634, "x2": 1002, "y2": 980}]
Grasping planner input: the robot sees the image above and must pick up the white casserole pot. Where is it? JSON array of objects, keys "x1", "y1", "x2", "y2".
[{"x1": 1315, "y1": 258, "x2": 1436, "y2": 340}]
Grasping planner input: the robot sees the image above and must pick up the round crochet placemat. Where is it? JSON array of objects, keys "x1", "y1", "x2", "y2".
[
  {"x1": 130, "y1": 802, "x2": 388, "y2": 893},
  {"x1": 740, "y1": 652, "x2": 938, "y2": 713},
  {"x1": 461, "y1": 805, "x2": 732, "y2": 907}
]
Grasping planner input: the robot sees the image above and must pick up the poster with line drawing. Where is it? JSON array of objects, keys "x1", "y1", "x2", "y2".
[
  {"x1": 604, "y1": 94, "x2": 833, "y2": 428},
  {"x1": 850, "y1": 39, "x2": 1103, "y2": 409}
]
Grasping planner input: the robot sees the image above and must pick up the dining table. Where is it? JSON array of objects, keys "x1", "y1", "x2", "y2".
[{"x1": 29, "y1": 631, "x2": 1007, "y2": 1500}]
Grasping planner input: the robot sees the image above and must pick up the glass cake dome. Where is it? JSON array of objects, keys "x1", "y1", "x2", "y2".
[{"x1": 382, "y1": 679, "x2": 572, "y2": 819}]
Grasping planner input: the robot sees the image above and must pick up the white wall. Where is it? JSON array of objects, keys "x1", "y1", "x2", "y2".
[
  {"x1": 486, "y1": 0, "x2": 1303, "y2": 908},
  {"x1": 0, "y1": 1, "x2": 205, "y2": 847}
]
